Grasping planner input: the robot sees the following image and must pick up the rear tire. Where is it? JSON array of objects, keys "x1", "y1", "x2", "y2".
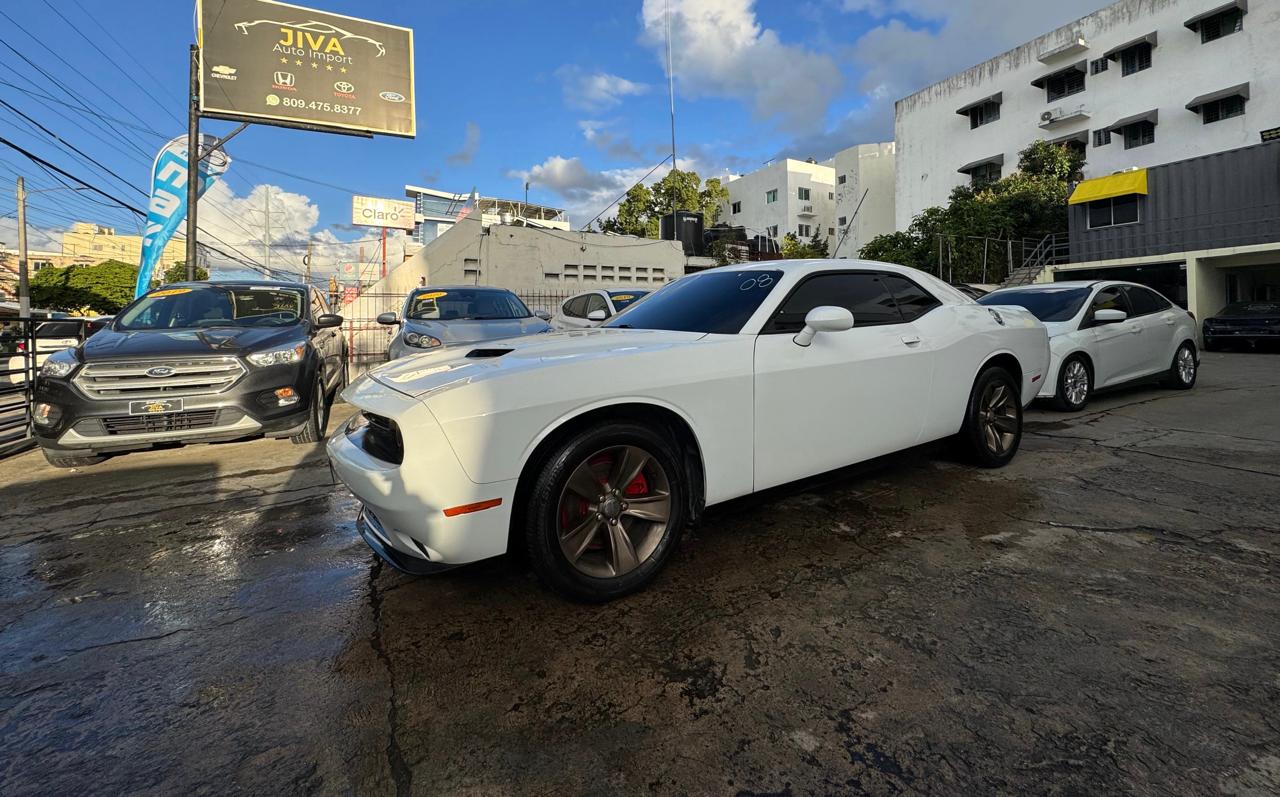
[
  {"x1": 524, "y1": 420, "x2": 688, "y2": 602},
  {"x1": 960, "y1": 367, "x2": 1022, "y2": 469},
  {"x1": 290, "y1": 374, "x2": 330, "y2": 444},
  {"x1": 1165, "y1": 342, "x2": 1198, "y2": 390},
  {"x1": 42, "y1": 449, "x2": 105, "y2": 468},
  {"x1": 1052, "y1": 355, "x2": 1092, "y2": 412}
]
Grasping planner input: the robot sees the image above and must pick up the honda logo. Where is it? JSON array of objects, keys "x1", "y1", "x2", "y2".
[{"x1": 274, "y1": 71, "x2": 295, "y2": 87}]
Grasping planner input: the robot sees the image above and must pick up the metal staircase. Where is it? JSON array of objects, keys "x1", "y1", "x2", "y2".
[{"x1": 1002, "y1": 233, "x2": 1069, "y2": 287}]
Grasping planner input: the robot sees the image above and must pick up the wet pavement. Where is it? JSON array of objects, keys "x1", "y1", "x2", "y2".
[{"x1": 2, "y1": 352, "x2": 1278, "y2": 795}]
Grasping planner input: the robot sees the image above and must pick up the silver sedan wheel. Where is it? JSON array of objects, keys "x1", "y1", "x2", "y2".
[
  {"x1": 1063, "y1": 360, "x2": 1090, "y2": 407},
  {"x1": 1177, "y1": 347, "x2": 1196, "y2": 384},
  {"x1": 556, "y1": 445, "x2": 672, "y2": 579},
  {"x1": 979, "y1": 381, "x2": 1020, "y2": 455}
]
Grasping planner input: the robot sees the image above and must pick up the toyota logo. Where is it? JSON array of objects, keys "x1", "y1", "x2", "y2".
[
  {"x1": 334, "y1": 81, "x2": 355, "y2": 93},
  {"x1": 145, "y1": 366, "x2": 176, "y2": 378}
]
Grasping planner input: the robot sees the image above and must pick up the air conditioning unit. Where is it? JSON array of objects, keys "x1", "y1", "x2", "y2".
[{"x1": 1041, "y1": 108, "x2": 1064, "y2": 123}]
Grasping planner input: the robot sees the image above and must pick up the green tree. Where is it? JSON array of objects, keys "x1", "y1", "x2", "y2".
[
  {"x1": 600, "y1": 169, "x2": 728, "y2": 237},
  {"x1": 806, "y1": 229, "x2": 829, "y2": 258},
  {"x1": 160, "y1": 262, "x2": 209, "y2": 284},
  {"x1": 31, "y1": 260, "x2": 139, "y2": 314}
]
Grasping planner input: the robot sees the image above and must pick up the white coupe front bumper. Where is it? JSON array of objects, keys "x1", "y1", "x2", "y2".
[{"x1": 326, "y1": 378, "x2": 518, "y2": 570}]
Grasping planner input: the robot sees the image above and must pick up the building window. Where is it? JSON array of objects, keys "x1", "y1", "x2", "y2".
[
  {"x1": 1090, "y1": 57, "x2": 1109, "y2": 75},
  {"x1": 1122, "y1": 121, "x2": 1155, "y2": 149},
  {"x1": 1087, "y1": 195, "x2": 1141, "y2": 229},
  {"x1": 837, "y1": 174, "x2": 847, "y2": 185},
  {"x1": 765, "y1": 189, "x2": 778, "y2": 203},
  {"x1": 968, "y1": 100, "x2": 1001, "y2": 129},
  {"x1": 828, "y1": 192, "x2": 834, "y2": 200},
  {"x1": 837, "y1": 216, "x2": 847, "y2": 227},
  {"x1": 1200, "y1": 8, "x2": 1244, "y2": 43},
  {"x1": 1202, "y1": 95, "x2": 1246, "y2": 124},
  {"x1": 797, "y1": 224, "x2": 812, "y2": 237},
  {"x1": 1119, "y1": 42, "x2": 1153, "y2": 76},
  {"x1": 543, "y1": 272, "x2": 560, "y2": 280},
  {"x1": 1046, "y1": 69, "x2": 1085, "y2": 102},
  {"x1": 1093, "y1": 129, "x2": 1111, "y2": 147},
  {"x1": 731, "y1": 201, "x2": 741, "y2": 214},
  {"x1": 969, "y1": 162, "x2": 1002, "y2": 185},
  {"x1": 766, "y1": 225, "x2": 778, "y2": 238},
  {"x1": 828, "y1": 227, "x2": 835, "y2": 236},
  {"x1": 797, "y1": 187, "x2": 811, "y2": 201}
]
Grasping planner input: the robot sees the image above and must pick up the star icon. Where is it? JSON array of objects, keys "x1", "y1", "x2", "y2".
[
  {"x1": 310, "y1": 62, "x2": 319, "y2": 69},
  {"x1": 325, "y1": 64, "x2": 333, "y2": 71},
  {"x1": 280, "y1": 57, "x2": 288, "y2": 63},
  {"x1": 294, "y1": 59, "x2": 302, "y2": 65},
  {"x1": 340, "y1": 67, "x2": 348, "y2": 73}
]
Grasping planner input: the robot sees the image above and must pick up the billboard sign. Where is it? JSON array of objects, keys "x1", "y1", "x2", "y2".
[
  {"x1": 351, "y1": 195, "x2": 415, "y2": 230},
  {"x1": 197, "y1": 0, "x2": 415, "y2": 137}
]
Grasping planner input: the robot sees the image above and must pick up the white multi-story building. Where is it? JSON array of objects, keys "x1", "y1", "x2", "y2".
[
  {"x1": 894, "y1": 0, "x2": 1271, "y2": 228},
  {"x1": 718, "y1": 158, "x2": 837, "y2": 247},
  {"x1": 404, "y1": 185, "x2": 570, "y2": 246},
  {"x1": 831, "y1": 142, "x2": 897, "y2": 258}
]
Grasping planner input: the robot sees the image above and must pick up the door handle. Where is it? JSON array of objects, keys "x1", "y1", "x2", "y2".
[
  {"x1": 1128, "y1": 325, "x2": 1142, "y2": 334},
  {"x1": 1164, "y1": 318, "x2": 1175, "y2": 326},
  {"x1": 900, "y1": 335, "x2": 921, "y2": 346}
]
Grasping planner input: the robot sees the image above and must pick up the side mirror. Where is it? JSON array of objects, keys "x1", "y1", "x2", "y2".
[
  {"x1": 534, "y1": 310, "x2": 552, "y2": 321},
  {"x1": 587, "y1": 309, "x2": 609, "y2": 322},
  {"x1": 376, "y1": 312, "x2": 400, "y2": 326},
  {"x1": 1094, "y1": 308, "x2": 1127, "y2": 324},
  {"x1": 315, "y1": 313, "x2": 344, "y2": 329},
  {"x1": 794, "y1": 305, "x2": 854, "y2": 347}
]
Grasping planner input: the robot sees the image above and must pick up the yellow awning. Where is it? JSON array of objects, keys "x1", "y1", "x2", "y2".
[{"x1": 1068, "y1": 169, "x2": 1148, "y2": 205}]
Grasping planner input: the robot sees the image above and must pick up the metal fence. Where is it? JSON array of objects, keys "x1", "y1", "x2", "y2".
[{"x1": 0, "y1": 317, "x2": 96, "y2": 459}]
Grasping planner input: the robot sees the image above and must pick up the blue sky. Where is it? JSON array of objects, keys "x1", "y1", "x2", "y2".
[{"x1": 0, "y1": 0, "x2": 1107, "y2": 280}]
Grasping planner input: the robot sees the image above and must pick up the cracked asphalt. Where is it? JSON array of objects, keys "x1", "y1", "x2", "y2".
[{"x1": 2, "y1": 352, "x2": 1278, "y2": 795}]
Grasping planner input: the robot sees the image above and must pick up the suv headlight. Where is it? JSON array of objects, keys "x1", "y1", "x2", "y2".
[
  {"x1": 247, "y1": 343, "x2": 307, "y2": 367},
  {"x1": 40, "y1": 350, "x2": 77, "y2": 378},
  {"x1": 404, "y1": 331, "x2": 442, "y2": 349}
]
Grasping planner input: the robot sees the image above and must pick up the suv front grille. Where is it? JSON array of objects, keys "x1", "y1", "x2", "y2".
[
  {"x1": 74, "y1": 358, "x2": 245, "y2": 400},
  {"x1": 101, "y1": 409, "x2": 223, "y2": 435}
]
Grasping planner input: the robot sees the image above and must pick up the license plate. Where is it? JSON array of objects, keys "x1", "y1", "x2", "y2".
[{"x1": 129, "y1": 398, "x2": 183, "y2": 415}]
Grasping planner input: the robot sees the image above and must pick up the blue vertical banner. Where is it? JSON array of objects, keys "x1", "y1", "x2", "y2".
[{"x1": 134, "y1": 134, "x2": 232, "y2": 298}]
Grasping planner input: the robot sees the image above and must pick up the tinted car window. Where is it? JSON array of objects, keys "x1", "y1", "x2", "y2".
[
  {"x1": 604, "y1": 270, "x2": 782, "y2": 334},
  {"x1": 1086, "y1": 286, "x2": 1129, "y2": 325},
  {"x1": 766, "y1": 272, "x2": 902, "y2": 333},
  {"x1": 979, "y1": 287, "x2": 1091, "y2": 322},
  {"x1": 564, "y1": 295, "x2": 589, "y2": 318},
  {"x1": 117, "y1": 286, "x2": 305, "y2": 330},
  {"x1": 1218, "y1": 302, "x2": 1280, "y2": 317},
  {"x1": 882, "y1": 275, "x2": 940, "y2": 321},
  {"x1": 608, "y1": 290, "x2": 647, "y2": 310},
  {"x1": 405, "y1": 288, "x2": 531, "y2": 320},
  {"x1": 584, "y1": 293, "x2": 609, "y2": 316},
  {"x1": 35, "y1": 321, "x2": 83, "y2": 339},
  {"x1": 1124, "y1": 286, "x2": 1170, "y2": 316}
]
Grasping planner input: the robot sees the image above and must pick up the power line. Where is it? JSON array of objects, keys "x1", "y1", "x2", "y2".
[{"x1": 582, "y1": 155, "x2": 673, "y2": 231}]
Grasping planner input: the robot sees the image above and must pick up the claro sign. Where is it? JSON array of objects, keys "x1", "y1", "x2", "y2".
[
  {"x1": 351, "y1": 195, "x2": 416, "y2": 230},
  {"x1": 197, "y1": 0, "x2": 415, "y2": 138}
]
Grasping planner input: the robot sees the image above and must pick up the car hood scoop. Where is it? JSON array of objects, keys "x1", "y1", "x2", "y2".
[{"x1": 465, "y1": 347, "x2": 513, "y2": 359}]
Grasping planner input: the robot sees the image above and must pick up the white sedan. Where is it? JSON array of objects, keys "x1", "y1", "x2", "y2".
[
  {"x1": 550, "y1": 289, "x2": 649, "y2": 329},
  {"x1": 328, "y1": 260, "x2": 1049, "y2": 601},
  {"x1": 978, "y1": 281, "x2": 1199, "y2": 411}
]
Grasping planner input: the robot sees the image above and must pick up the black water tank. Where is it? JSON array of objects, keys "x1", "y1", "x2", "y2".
[{"x1": 660, "y1": 211, "x2": 705, "y2": 256}]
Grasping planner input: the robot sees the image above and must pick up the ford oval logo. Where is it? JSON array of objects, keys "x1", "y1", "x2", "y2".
[
  {"x1": 379, "y1": 91, "x2": 405, "y2": 103},
  {"x1": 145, "y1": 366, "x2": 176, "y2": 378}
]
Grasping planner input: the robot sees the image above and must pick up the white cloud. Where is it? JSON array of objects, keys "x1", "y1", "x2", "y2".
[
  {"x1": 577, "y1": 119, "x2": 646, "y2": 163},
  {"x1": 555, "y1": 66, "x2": 650, "y2": 111},
  {"x1": 446, "y1": 121, "x2": 481, "y2": 165},
  {"x1": 639, "y1": 0, "x2": 843, "y2": 133}
]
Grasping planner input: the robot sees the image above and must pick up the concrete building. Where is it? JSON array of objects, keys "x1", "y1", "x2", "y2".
[
  {"x1": 895, "y1": 0, "x2": 1273, "y2": 228},
  {"x1": 831, "y1": 142, "x2": 897, "y2": 258},
  {"x1": 404, "y1": 185, "x2": 570, "y2": 246},
  {"x1": 60, "y1": 222, "x2": 184, "y2": 269},
  {"x1": 719, "y1": 158, "x2": 837, "y2": 248},
  {"x1": 1040, "y1": 138, "x2": 1280, "y2": 320}
]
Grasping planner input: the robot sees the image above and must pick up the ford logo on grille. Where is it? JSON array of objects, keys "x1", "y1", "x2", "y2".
[{"x1": 145, "y1": 366, "x2": 176, "y2": 378}]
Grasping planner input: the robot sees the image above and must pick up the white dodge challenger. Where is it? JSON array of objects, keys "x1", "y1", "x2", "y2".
[{"x1": 328, "y1": 260, "x2": 1049, "y2": 601}]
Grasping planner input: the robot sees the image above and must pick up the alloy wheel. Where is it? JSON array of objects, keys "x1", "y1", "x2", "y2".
[
  {"x1": 556, "y1": 445, "x2": 672, "y2": 579},
  {"x1": 979, "y1": 381, "x2": 1019, "y2": 455},
  {"x1": 1177, "y1": 347, "x2": 1196, "y2": 384},
  {"x1": 1064, "y1": 360, "x2": 1089, "y2": 407}
]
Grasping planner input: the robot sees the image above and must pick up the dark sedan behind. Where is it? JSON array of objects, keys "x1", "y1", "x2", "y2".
[{"x1": 1203, "y1": 301, "x2": 1280, "y2": 350}]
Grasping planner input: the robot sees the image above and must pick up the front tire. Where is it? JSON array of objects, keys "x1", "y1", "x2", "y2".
[
  {"x1": 1052, "y1": 355, "x2": 1092, "y2": 412},
  {"x1": 42, "y1": 449, "x2": 105, "y2": 468},
  {"x1": 1165, "y1": 342, "x2": 1198, "y2": 390},
  {"x1": 290, "y1": 374, "x2": 330, "y2": 444},
  {"x1": 960, "y1": 366, "x2": 1022, "y2": 468},
  {"x1": 524, "y1": 421, "x2": 688, "y2": 602}
]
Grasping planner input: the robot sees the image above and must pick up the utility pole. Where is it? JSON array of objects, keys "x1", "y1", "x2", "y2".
[
  {"x1": 665, "y1": 0, "x2": 678, "y2": 216},
  {"x1": 15, "y1": 176, "x2": 29, "y2": 317},
  {"x1": 185, "y1": 44, "x2": 200, "y2": 282},
  {"x1": 304, "y1": 238, "x2": 313, "y2": 286},
  {"x1": 263, "y1": 186, "x2": 271, "y2": 275},
  {"x1": 380, "y1": 226, "x2": 387, "y2": 279}
]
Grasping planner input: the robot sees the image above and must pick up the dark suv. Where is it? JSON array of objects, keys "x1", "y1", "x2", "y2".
[{"x1": 32, "y1": 280, "x2": 347, "y2": 468}]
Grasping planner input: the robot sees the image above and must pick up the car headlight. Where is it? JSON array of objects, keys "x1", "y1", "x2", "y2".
[
  {"x1": 404, "y1": 331, "x2": 442, "y2": 349},
  {"x1": 246, "y1": 343, "x2": 307, "y2": 367},
  {"x1": 40, "y1": 351, "x2": 77, "y2": 378}
]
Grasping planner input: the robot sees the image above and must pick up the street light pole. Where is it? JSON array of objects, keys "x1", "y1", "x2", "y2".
[
  {"x1": 16, "y1": 176, "x2": 29, "y2": 317},
  {"x1": 185, "y1": 44, "x2": 200, "y2": 282}
]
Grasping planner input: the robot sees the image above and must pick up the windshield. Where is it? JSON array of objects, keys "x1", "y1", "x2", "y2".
[
  {"x1": 1219, "y1": 302, "x2": 1280, "y2": 317},
  {"x1": 607, "y1": 290, "x2": 648, "y2": 310},
  {"x1": 116, "y1": 286, "x2": 305, "y2": 330},
  {"x1": 404, "y1": 288, "x2": 531, "y2": 321},
  {"x1": 979, "y1": 287, "x2": 1091, "y2": 322},
  {"x1": 603, "y1": 270, "x2": 782, "y2": 334}
]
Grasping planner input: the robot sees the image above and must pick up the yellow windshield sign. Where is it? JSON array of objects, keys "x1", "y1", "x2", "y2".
[
  {"x1": 149, "y1": 288, "x2": 192, "y2": 297},
  {"x1": 1068, "y1": 169, "x2": 1148, "y2": 205},
  {"x1": 612, "y1": 294, "x2": 635, "y2": 301},
  {"x1": 420, "y1": 291, "x2": 448, "y2": 300}
]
